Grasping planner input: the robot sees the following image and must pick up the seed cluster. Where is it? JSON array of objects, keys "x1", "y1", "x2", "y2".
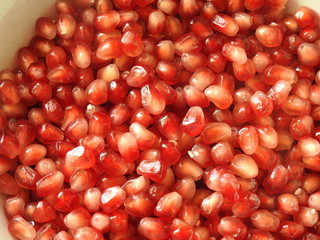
[{"x1": 1, "y1": 0, "x2": 320, "y2": 239}]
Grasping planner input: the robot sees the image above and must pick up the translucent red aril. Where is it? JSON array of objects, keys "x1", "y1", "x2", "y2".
[
  {"x1": 141, "y1": 84, "x2": 166, "y2": 115},
  {"x1": 211, "y1": 14, "x2": 239, "y2": 37},
  {"x1": 222, "y1": 43, "x2": 247, "y2": 65},
  {"x1": 8, "y1": 215, "x2": 36, "y2": 240},
  {"x1": 70, "y1": 42, "x2": 92, "y2": 68},
  {"x1": 35, "y1": 17, "x2": 57, "y2": 40},
  {"x1": 294, "y1": 6, "x2": 319, "y2": 28},
  {"x1": 65, "y1": 146, "x2": 96, "y2": 169},
  {"x1": 174, "y1": 33, "x2": 202, "y2": 56},
  {"x1": 47, "y1": 64, "x2": 75, "y2": 83},
  {"x1": 237, "y1": 126, "x2": 259, "y2": 155},
  {"x1": 230, "y1": 154, "x2": 258, "y2": 179},
  {"x1": 100, "y1": 186, "x2": 126, "y2": 214},
  {"x1": 0, "y1": 80, "x2": 20, "y2": 104},
  {"x1": 204, "y1": 85, "x2": 233, "y2": 109},
  {"x1": 73, "y1": 227, "x2": 104, "y2": 240},
  {"x1": 85, "y1": 79, "x2": 108, "y2": 105},
  {"x1": 33, "y1": 200, "x2": 56, "y2": 223},
  {"x1": 96, "y1": 37, "x2": 123, "y2": 60},
  {"x1": 201, "y1": 122, "x2": 232, "y2": 145},
  {"x1": 154, "y1": 191, "x2": 182, "y2": 218},
  {"x1": 63, "y1": 207, "x2": 91, "y2": 230},
  {"x1": 277, "y1": 193, "x2": 299, "y2": 215},
  {"x1": 251, "y1": 210, "x2": 280, "y2": 232},
  {"x1": 15, "y1": 165, "x2": 41, "y2": 191},
  {"x1": 294, "y1": 206, "x2": 319, "y2": 227},
  {"x1": 298, "y1": 43, "x2": 320, "y2": 67},
  {"x1": 94, "y1": 11, "x2": 120, "y2": 32},
  {"x1": 138, "y1": 217, "x2": 170, "y2": 240},
  {"x1": 200, "y1": 191, "x2": 223, "y2": 218},
  {"x1": 218, "y1": 216, "x2": 248, "y2": 240},
  {"x1": 56, "y1": 14, "x2": 77, "y2": 39},
  {"x1": 118, "y1": 132, "x2": 139, "y2": 162},
  {"x1": 255, "y1": 25, "x2": 283, "y2": 48},
  {"x1": 250, "y1": 91, "x2": 273, "y2": 117},
  {"x1": 70, "y1": 168, "x2": 97, "y2": 191},
  {"x1": 297, "y1": 137, "x2": 320, "y2": 157}
]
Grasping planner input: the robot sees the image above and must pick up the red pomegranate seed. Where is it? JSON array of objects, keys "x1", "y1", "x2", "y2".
[
  {"x1": 294, "y1": 6, "x2": 319, "y2": 28},
  {"x1": 96, "y1": 37, "x2": 123, "y2": 60},
  {"x1": 169, "y1": 218, "x2": 194, "y2": 240},
  {"x1": 251, "y1": 210, "x2": 280, "y2": 232},
  {"x1": 297, "y1": 43, "x2": 320, "y2": 67},
  {"x1": 64, "y1": 207, "x2": 91, "y2": 229},
  {"x1": 94, "y1": 11, "x2": 120, "y2": 32},
  {"x1": 237, "y1": 125, "x2": 258, "y2": 155},
  {"x1": 73, "y1": 227, "x2": 104, "y2": 240},
  {"x1": 218, "y1": 216, "x2": 248, "y2": 240},
  {"x1": 294, "y1": 206, "x2": 319, "y2": 227},
  {"x1": 211, "y1": 14, "x2": 239, "y2": 37},
  {"x1": 100, "y1": 186, "x2": 126, "y2": 214},
  {"x1": 279, "y1": 220, "x2": 305, "y2": 239},
  {"x1": 8, "y1": 215, "x2": 36, "y2": 240},
  {"x1": 138, "y1": 217, "x2": 170, "y2": 240},
  {"x1": 222, "y1": 43, "x2": 247, "y2": 65},
  {"x1": 65, "y1": 146, "x2": 96, "y2": 169}
]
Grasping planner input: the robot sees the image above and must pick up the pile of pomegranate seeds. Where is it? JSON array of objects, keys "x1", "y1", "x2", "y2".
[{"x1": 3, "y1": 0, "x2": 320, "y2": 239}]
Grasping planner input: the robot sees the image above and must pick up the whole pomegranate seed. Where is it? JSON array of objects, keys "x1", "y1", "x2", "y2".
[
  {"x1": 218, "y1": 216, "x2": 248, "y2": 240},
  {"x1": 251, "y1": 210, "x2": 280, "y2": 232},
  {"x1": 255, "y1": 25, "x2": 283, "y2": 48},
  {"x1": 100, "y1": 186, "x2": 126, "y2": 214},
  {"x1": 294, "y1": 6, "x2": 319, "y2": 28},
  {"x1": 56, "y1": 14, "x2": 77, "y2": 39},
  {"x1": 222, "y1": 43, "x2": 247, "y2": 65},
  {"x1": 294, "y1": 206, "x2": 319, "y2": 227},
  {"x1": 8, "y1": 215, "x2": 37, "y2": 240},
  {"x1": 297, "y1": 43, "x2": 320, "y2": 67},
  {"x1": 138, "y1": 217, "x2": 170, "y2": 240},
  {"x1": 211, "y1": 14, "x2": 239, "y2": 37},
  {"x1": 64, "y1": 207, "x2": 91, "y2": 229}
]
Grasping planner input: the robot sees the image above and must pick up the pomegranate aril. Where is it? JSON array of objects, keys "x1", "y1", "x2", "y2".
[
  {"x1": 73, "y1": 227, "x2": 104, "y2": 240},
  {"x1": 138, "y1": 217, "x2": 170, "y2": 240},
  {"x1": 70, "y1": 168, "x2": 97, "y2": 191},
  {"x1": 218, "y1": 216, "x2": 248, "y2": 240},
  {"x1": 294, "y1": 206, "x2": 319, "y2": 227},
  {"x1": 96, "y1": 37, "x2": 123, "y2": 60},
  {"x1": 251, "y1": 210, "x2": 280, "y2": 232},
  {"x1": 211, "y1": 13, "x2": 239, "y2": 37},
  {"x1": 63, "y1": 207, "x2": 91, "y2": 230},
  {"x1": 169, "y1": 218, "x2": 194, "y2": 240},
  {"x1": 222, "y1": 43, "x2": 247, "y2": 65},
  {"x1": 294, "y1": 6, "x2": 319, "y2": 28},
  {"x1": 8, "y1": 215, "x2": 37, "y2": 240},
  {"x1": 100, "y1": 186, "x2": 126, "y2": 214}
]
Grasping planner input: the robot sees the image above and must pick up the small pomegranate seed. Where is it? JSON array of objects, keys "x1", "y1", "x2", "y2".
[
  {"x1": 8, "y1": 215, "x2": 37, "y2": 240},
  {"x1": 138, "y1": 217, "x2": 170, "y2": 240},
  {"x1": 251, "y1": 210, "x2": 280, "y2": 232},
  {"x1": 255, "y1": 25, "x2": 283, "y2": 48},
  {"x1": 218, "y1": 216, "x2": 248, "y2": 240},
  {"x1": 294, "y1": 6, "x2": 319, "y2": 28},
  {"x1": 294, "y1": 206, "x2": 319, "y2": 227},
  {"x1": 211, "y1": 14, "x2": 239, "y2": 37}
]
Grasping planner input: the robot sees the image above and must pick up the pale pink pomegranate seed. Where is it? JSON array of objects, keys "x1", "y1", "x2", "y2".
[
  {"x1": 56, "y1": 14, "x2": 77, "y2": 39},
  {"x1": 204, "y1": 85, "x2": 233, "y2": 110}
]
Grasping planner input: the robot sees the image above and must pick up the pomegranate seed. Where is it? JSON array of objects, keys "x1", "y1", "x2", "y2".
[
  {"x1": 94, "y1": 11, "x2": 120, "y2": 32},
  {"x1": 100, "y1": 186, "x2": 126, "y2": 214},
  {"x1": 297, "y1": 43, "x2": 320, "y2": 67},
  {"x1": 251, "y1": 210, "x2": 280, "y2": 232},
  {"x1": 218, "y1": 216, "x2": 248, "y2": 240},
  {"x1": 8, "y1": 215, "x2": 37, "y2": 240},
  {"x1": 294, "y1": 6, "x2": 319, "y2": 28},
  {"x1": 222, "y1": 43, "x2": 247, "y2": 65},
  {"x1": 138, "y1": 217, "x2": 170, "y2": 240},
  {"x1": 211, "y1": 14, "x2": 239, "y2": 37},
  {"x1": 294, "y1": 206, "x2": 319, "y2": 227},
  {"x1": 64, "y1": 207, "x2": 91, "y2": 229},
  {"x1": 73, "y1": 227, "x2": 104, "y2": 240}
]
